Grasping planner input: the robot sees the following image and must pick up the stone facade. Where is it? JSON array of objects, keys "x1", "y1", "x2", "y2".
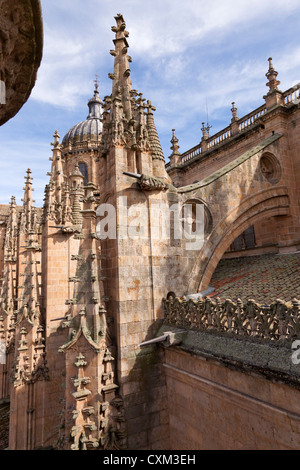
[
  {"x1": 0, "y1": 13, "x2": 300, "y2": 450},
  {"x1": 0, "y1": 0, "x2": 43, "y2": 126},
  {"x1": 164, "y1": 347, "x2": 300, "y2": 450}
]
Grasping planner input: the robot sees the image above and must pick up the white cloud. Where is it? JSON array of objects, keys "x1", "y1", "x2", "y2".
[
  {"x1": 0, "y1": 140, "x2": 50, "y2": 205},
  {"x1": 1, "y1": 0, "x2": 300, "y2": 204},
  {"x1": 31, "y1": 0, "x2": 300, "y2": 110}
]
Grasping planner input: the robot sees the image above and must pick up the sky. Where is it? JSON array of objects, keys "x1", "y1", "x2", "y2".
[{"x1": 0, "y1": 0, "x2": 300, "y2": 206}]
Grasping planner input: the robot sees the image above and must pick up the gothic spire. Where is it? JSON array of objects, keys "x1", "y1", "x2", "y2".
[
  {"x1": 109, "y1": 13, "x2": 133, "y2": 120},
  {"x1": 21, "y1": 168, "x2": 35, "y2": 231},
  {"x1": 146, "y1": 100, "x2": 164, "y2": 161},
  {"x1": 51, "y1": 130, "x2": 63, "y2": 207}
]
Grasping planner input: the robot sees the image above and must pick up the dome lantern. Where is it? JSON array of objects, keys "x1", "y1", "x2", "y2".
[{"x1": 62, "y1": 82, "x2": 103, "y2": 147}]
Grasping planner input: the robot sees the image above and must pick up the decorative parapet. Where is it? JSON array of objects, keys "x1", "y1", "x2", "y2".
[
  {"x1": 282, "y1": 82, "x2": 300, "y2": 105},
  {"x1": 173, "y1": 103, "x2": 266, "y2": 167},
  {"x1": 162, "y1": 294, "x2": 300, "y2": 344},
  {"x1": 168, "y1": 80, "x2": 299, "y2": 170},
  {"x1": 237, "y1": 103, "x2": 267, "y2": 132}
]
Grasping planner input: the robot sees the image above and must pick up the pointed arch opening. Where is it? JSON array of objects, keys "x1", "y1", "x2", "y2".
[{"x1": 78, "y1": 162, "x2": 88, "y2": 185}]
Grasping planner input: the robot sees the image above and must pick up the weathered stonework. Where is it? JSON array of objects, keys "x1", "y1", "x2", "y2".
[{"x1": 0, "y1": 0, "x2": 43, "y2": 126}]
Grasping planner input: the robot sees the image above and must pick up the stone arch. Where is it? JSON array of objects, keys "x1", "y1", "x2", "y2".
[{"x1": 187, "y1": 187, "x2": 290, "y2": 293}]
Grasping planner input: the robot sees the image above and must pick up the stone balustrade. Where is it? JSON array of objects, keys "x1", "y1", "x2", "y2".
[
  {"x1": 207, "y1": 126, "x2": 232, "y2": 149},
  {"x1": 238, "y1": 104, "x2": 267, "y2": 131},
  {"x1": 283, "y1": 82, "x2": 300, "y2": 105},
  {"x1": 181, "y1": 145, "x2": 202, "y2": 164},
  {"x1": 168, "y1": 82, "x2": 300, "y2": 171},
  {"x1": 162, "y1": 294, "x2": 300, "y2": 344},
  {"x1": 174, "y1": 103, "x2": 267, "y2": 166}
]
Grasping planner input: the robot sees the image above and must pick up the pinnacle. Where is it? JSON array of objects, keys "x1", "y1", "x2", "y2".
[
  {"x1": 170, "y1": 129, "x2": 180, "y2": 155},
  {"x1": 51, "y1": 130, "x2": 61, "y2": 148},
  {"x1": 266, "y1": 57, "x2": 280, "y2": 93},
  {"x1": 231, "y1": 102, "x2": 238, "y2": 122},
  {"x1": 25, "y1": 168, "x2": 33, "y2": 183},
  {"x1": 112, "y1": 13, "x2": 129, "y2": 42},
  {"x1": 110, "y1": 14, "x2": 133, "y2": 118},
  {"x1": 146, "y1": 101, "x2": 164, "y2": 161}
]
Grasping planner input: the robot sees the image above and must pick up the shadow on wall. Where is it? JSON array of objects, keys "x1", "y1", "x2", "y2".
[
  {"x1": 0, "y1": 402, "x2": 10, "y2": 450},
  {"x1": 123, "y1": 317, "x2": 170, "y2": 450}
]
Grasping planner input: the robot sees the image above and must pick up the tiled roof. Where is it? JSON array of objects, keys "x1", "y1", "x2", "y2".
[{"x1": 208, "y1": 252, "x2": 300, "y2": 304}]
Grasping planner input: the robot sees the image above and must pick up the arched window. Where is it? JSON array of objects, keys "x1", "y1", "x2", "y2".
[
  {"x1": 78, "y1": 162, "x2": 88, "y2": 185},
  {"x1": 229, "y1": 225, "x2": 256, "y2": 252}
]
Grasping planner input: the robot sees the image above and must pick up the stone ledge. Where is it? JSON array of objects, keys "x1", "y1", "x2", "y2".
[{"x1": 157, "y1": 323, "x2": 300, "y2": 390}]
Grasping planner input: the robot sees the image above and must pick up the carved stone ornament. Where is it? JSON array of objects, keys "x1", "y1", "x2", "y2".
[
  {"x1": 139, "y1": 174, "x2": 169, "y2": 191},
  {"x1": 260, "y1": 152, "x2": 281, "y2": 184},
  {"x1": 163, "y1": 294, "x2": 300, "y2": 344}
]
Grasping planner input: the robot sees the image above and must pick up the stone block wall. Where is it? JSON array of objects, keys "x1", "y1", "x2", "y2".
[
  {"x1": 164, "y1": 348, "x2": 300, "y2": 450},
  {"x1": 168, "y1": 99, "x2": 300, "y2": 264}
]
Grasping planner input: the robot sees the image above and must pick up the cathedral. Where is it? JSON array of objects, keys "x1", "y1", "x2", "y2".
[{"x1": 0, "y1": 12, "x2": 300, "y2": 450}]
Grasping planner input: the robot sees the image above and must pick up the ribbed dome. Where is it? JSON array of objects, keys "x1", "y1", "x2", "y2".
[{"x1": 62, "y1": 86, "x2": 103, "y2": 147}]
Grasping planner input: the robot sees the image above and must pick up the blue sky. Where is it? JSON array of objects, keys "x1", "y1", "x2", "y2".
[{"x1": 0, "y1": 0, "x2": 300, "y2": 206}]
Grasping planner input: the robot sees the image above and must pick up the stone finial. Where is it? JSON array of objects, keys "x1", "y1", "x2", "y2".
[
  {"x1": 25, "y1": 168, "x2": 32, "y2": 183},
  {"x1": 94, "y1": 74, "x2": 99, "y2": 93},
  {"x1": 170, "y1": 129, "x2": 180, "y2": 155},
  {"x1": 10, "y1": 195, "x2": 16, "y2": 208},
  {"x1": 230, "y1": 102, "x2": 240, "y2": 136},
  {"x1": 231, "y1": 102, "x2": 238, "y2": 122},
  {"x1": 146, "y1": 100, "x2": 156, "y2": 114},
  {"x1": 266, "y1": 57, "x2": 280, "y2": 93}
]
